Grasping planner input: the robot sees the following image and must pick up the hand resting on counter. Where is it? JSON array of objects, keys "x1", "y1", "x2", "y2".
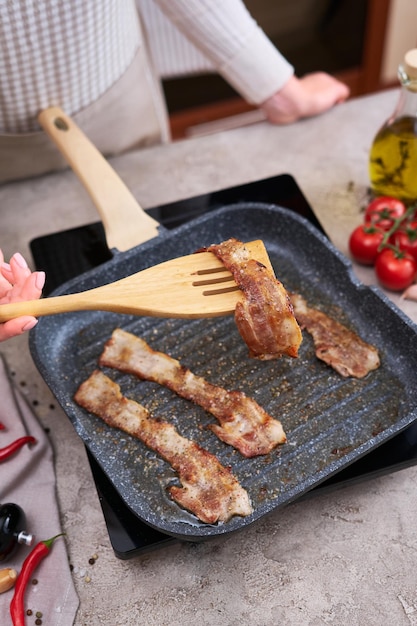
[{"x1": 260, "y1": 73, "x2": 350, "y2": 125}]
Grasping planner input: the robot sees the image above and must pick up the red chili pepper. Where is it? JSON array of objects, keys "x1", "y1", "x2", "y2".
[
  {"x1": 10, "y1": 534, "x2": 64, "y2": 626},
  {"x1": 0, "y1": 436, "x2": 36, "y2": 462},
  {"x1": 0, "y1": 422, "x2": 5, "y2": 430}
]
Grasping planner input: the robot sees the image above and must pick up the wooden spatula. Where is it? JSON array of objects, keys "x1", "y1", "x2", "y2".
[{"x1": 0, "y1": 240, "x2": 273, "y2": 320}]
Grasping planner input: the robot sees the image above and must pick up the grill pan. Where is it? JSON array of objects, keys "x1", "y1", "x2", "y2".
[
  {"x1": 29, "y1": 109, "x2": 417, "y2": 540},
  {"x1": 30, "y1": 202, "x2": 417, "y2": 540}
]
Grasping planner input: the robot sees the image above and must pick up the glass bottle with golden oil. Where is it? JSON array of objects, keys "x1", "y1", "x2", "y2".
[{"x1": 369, "y1": 49, "x2": 417, "y2": 203}]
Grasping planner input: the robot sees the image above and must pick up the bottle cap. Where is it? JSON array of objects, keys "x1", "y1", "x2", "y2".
[
  {"x1": 16, "y1": 531, "x2": 34, "y2": 546},
  {"x1": 404, "y1": 49, "x2": 417, "y2": 79}
]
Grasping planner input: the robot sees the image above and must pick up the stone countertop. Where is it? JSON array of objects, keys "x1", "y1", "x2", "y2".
[{"x1": 2, "y1": 88, "x2": 417, "y2": 625}]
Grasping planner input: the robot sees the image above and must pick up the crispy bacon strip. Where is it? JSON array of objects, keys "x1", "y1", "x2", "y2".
[
  {"x1": 207, "y1": 238, "x2": 302, "y2": 360},
  {"x1": 74, "y1": 370, "x2": 252, "y2": 524},
  {"x1": 290, "y1": 293, "x2": 380, "y2": 378},
  {"x1": 99, "y1": 328, "x2": 286, "y2": 458}
]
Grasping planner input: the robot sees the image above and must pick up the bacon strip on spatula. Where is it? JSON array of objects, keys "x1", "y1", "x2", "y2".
[
  {"x1": 99, "y1": 329, "x2": 286, "y2": 458},
  {"x1": 74, "y1": 370, "x2": 252, "y2": 524},
  {"x1": 206, "y1": 238, "x2": 302, "y2": 360},
  {"x1": 290, "y1": 293, "x2": 380, "y2": 378}
]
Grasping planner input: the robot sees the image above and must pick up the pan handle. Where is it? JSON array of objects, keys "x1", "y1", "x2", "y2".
[{"x1": 37, "y1": 106, "x2": 160, "y2": 252}]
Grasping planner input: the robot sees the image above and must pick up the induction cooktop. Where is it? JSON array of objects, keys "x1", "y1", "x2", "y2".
[{"x1": 30, "y1": 174, "x2": 417, "y2": 559}]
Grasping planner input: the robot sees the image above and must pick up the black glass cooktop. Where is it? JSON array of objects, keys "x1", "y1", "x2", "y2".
[{"x1": 30, "y1": 174, "x2": 417, "y2": 559}]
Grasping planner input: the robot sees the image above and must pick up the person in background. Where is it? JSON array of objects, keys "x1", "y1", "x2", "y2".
[
  {"x1": 0, "y1": 0, "x2": 349, "y2": 183},
  {"x1": 0, "y1": 251, "x2": 45, "y2": 342}
]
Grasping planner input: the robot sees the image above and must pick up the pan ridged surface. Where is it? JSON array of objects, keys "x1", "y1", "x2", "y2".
[{"x1": 30, "y1": 204, "x2": 417, "y2": 540}]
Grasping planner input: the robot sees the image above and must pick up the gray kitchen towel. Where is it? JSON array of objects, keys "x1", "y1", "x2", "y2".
[{"x1": 0, "y1": 353, "x2": 79, "y2": 625}]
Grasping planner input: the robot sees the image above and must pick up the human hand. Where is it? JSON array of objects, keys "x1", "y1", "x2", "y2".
[
  {"x1": 0, "y1": 251, "x2": 45, "y2": 341},
  {"x1": 260, "y1": 72, "x2": 350, "y2": 125}
]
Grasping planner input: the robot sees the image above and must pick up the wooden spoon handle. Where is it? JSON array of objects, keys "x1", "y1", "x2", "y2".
[{"x1": 37, "y1": 107, "x2": 160, "y2": 251}]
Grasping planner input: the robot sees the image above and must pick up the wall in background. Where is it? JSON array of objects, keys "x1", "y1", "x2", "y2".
[{"x1": 381, "y1": 0, "x2": 417, "y2": 83}]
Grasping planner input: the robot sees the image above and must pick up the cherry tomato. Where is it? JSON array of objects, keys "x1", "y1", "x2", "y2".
[
  {"x1": 349, "y1": 223, "x2": 385, "y2": 265},
  {"x1": 374, "y1": 248, "x2": 417, "y2": 291},
  {"x1": 364, "y1": 196, "x2": 406, "y2": 230},
  {"x1": 390, "y1": 220, "x2": 417, "y2": 261}
]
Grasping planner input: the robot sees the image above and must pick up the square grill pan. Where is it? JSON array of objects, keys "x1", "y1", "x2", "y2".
[{"x1": 29, "y1": 203, "x2": 417, "y2": 540}]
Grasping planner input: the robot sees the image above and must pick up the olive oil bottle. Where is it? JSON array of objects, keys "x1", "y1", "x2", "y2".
[{"x1": 369, "y1": 49, "x2": 417, "y2": 203}]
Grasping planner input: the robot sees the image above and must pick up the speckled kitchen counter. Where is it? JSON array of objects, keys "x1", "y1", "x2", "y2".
[{"x1": 2, "y1": 88, "x2": 417, "y2": 626}]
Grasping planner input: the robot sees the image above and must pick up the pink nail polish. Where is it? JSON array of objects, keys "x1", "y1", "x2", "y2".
[
  {"x1": 35, "y1": 271, "x2": 46, "y2": 290},
  {"x1": 13, "y1": 252, "x2": 28, "y2": 269},
  {"x1": 22, "y1": 319, "x2": 38, "y2": 332}
]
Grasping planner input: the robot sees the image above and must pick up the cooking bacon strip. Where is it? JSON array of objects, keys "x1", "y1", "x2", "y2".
[
  {"x1": 290, "y1": 293, "x2": 380, "y2": 378},
  {"x1": 206, "y1": 238, "x2": 302, "y2": 360},
  {"x1": 99, "y1": 328, "x2": 286, "y2": 458},
  {"x1": 74, "y1": 370, "x2": 252, "y2": 524}
]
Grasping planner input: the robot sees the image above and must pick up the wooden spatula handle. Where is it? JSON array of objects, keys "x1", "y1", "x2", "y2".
[
  {"x1": 37, "y1": 106, "x2": 160, "y2": 251},
  {"x1": 0, "y1": 295, "x2": 89, "y2": 321}
]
